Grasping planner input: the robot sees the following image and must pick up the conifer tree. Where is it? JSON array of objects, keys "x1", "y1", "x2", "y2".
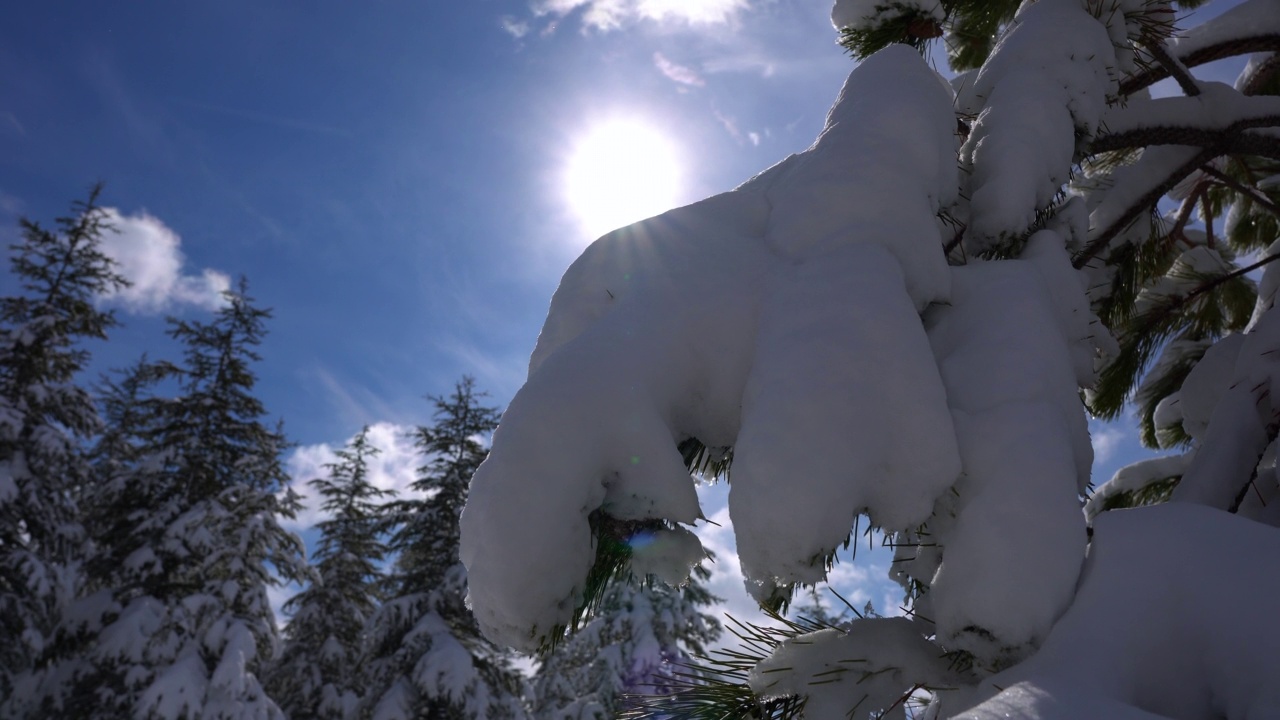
[
  {"x1": 268, "y1": 426, "x2": 394, "y2": 720},
  {"x1": 533, "y1": 566, "x2": 721, "y2": 720},
  {"x1": 362, "y1": 377, "x2": 528, "y2": 720},
  {"x1": 0, "y1": 187, "x2": 127, "y2": 701},
  {"x1": 23, "y1": 281, "x2": 310, "y2": 719}
]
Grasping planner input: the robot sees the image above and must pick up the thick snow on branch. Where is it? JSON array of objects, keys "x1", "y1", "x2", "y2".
[
  {"x1": 957, "y1": 0, "x2": 1118, "y2": 248},
  {"x1": 947, "y1": 503, "x2": 1280, "y2": 719},
  {"x1": 1174, "y1": 306, "x2": 1280, "y2": 509},
  {"x1": 1083, "y1": 452, "x2": 1192, "y2": 520},
  {"x1": 1085, "y1": 145, "x2": 1205, "y2": 253},
  {"x1": 921, "y1": 233, "x2": 1096, "y2": 664},
  {"x1": 749, "y1": 618, "x2": 962, "y2": 719},
  {"x1": 1168, "y1": 0, "x2": 1280, "y2": 60},
  {"x1": 460, "y1": 45, "x2": 964, "y2": 650},
  {"x1": 1099, "y1": 84, "x2": 1280, "y2": 140}
]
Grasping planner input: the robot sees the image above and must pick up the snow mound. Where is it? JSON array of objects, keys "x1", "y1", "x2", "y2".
[
  {"x1": 460, "y1": 45, "x2": 963, "y2": 651},
  {"x1": 921, "y1": 232, "x2": 1093, "y2": 665},
  {"x1": 945, "y1": 503, "x2": 1280, "y2": 719},
  {"x1": 957, "y1": 0, "x2": 1118, "y2": 248}
]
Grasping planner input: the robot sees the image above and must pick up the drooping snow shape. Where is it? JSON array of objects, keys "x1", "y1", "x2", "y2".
[
  {"x1": 957, "y1": 0, "x2": 1118, "y2": 248},
  {"x1": 944, "y1": 504, "x2": 1280, "y2": 720},
  {"x1": 749, "y1": 618, "x2": 963, "y2": 720},
  {"x1": 1174, "y1": 306, "x2": 1280, "y2": 509},
  {"x1": 923, "y1": 232, "x2": 1093, "y2": 664},
  {"x1": 730, "y1": 44, "x2": 964, "y2": 599},
  {"x1": 731, "y1": 244, "x2": 959, "y2": 597},
  {"x1": 462, "y1": 204, "x2": 766, "y2": 649},
  {"x1": 762, "y1": 43, "x2": 957, "y2": 308},
  {"x1": 1177, "y1": 332, "x2": 1246, "y2": 442},
  {"x1": 628, "y1": 526, "x2": 707, "y2": 587},
  {"x1": 461, "y1": 45, "x2": 962, "y2": 651}
]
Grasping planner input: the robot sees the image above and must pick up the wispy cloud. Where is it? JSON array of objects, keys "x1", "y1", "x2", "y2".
[
  {"x1": 702, "y1": 53, "x2": 777, "y2": 77},
  {"x1": 0, "y1": 190, "x2": 24, "y2": 217},
  {"x1": 653, "y1": 52, "x2": 705, "y2": 86},
  {"x1": 97, "y1": 208, "x2": 231, "y2": 314},
  {"x1": 175, "y1": 98, "x2": 351, "y2": 138},
  {"x1": 284, "y1": 421, "x2": 422, "y2": 531},
  {"x1": 0, "y1": 111, "x2": 24, "y2": 137},
  {"x1": 534, "y1": 0, "x2": 750, "y2": 32},
  {"x1": 500, "y1": 15, "x2": 532, "y2": 38}
]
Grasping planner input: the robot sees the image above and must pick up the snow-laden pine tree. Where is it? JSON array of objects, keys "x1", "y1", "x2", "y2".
[
  {"x1": 532, "y1": 565, "x2": 721, "y2": 720},
  {"x1": 460, "y1": 0, "x2": 1280, "y2": 717},
  {"x1": 20, "y1": 281, "x2": 311, "y2": 719},
  {"x1": 0, "y1": 187, "x2": 127, "y2": 704},
  {"x1": 362, "y1": 378, "x2": 528, "y2": 720},
  {"x1": 268, "y1": 425, "x2": 394, "y2": 720}
]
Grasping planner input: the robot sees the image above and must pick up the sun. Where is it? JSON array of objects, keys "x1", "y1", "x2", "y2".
[{"x1": 564, "y1": 119, "x2": 683, "y2": 242}]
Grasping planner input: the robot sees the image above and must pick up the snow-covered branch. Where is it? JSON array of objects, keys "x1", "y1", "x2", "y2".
[
  {"x1": 1118, "y1": 0, "x2": 1280, "y2": 96},
  {"x1": 1119, "y1": 34, "x2": 1280, "y2": 96}
]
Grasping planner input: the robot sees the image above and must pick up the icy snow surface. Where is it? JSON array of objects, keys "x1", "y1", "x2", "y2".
[{"x1": 460, "y1": 45, "x2": 964, "y2": 651}]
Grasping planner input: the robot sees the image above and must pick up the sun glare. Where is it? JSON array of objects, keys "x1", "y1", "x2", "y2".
[{"x1": 564, "y1": 119, "x2": 683, "y2": 241}]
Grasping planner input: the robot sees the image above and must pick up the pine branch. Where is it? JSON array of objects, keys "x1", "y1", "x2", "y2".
[
  {"x1": 1200, "y1": 165, "x2": 1280, "y2": 222},
  {"x1": 1144, "y1": 41, "x2": 1201, "y2": 97},
  {"x1": 1074, "y1": 146, "x2": 1219, "y2": 269},
  {"x1": 1119, "y1": 34, "x2": 1280, "y2": 96},
  {"x1": 1086, "y1": 115, "x2": 1280, "y2": 158},
  {"x1": 1240, "y1": 52, "x2": 1280, "y2": 96}
]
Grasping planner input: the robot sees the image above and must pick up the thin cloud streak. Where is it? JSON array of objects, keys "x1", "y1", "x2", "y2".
[
  {"x1": 175, "y1": 98, "x2": 353, "y2": 138},
  {"x1": 654, "y1": 52, "x2": 706, "y2": 86},
  {"x1": 533, "y1": 0, "x2": 751, "y2": 32}
]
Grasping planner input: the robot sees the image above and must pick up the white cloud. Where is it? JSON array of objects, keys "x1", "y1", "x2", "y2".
[
  {"x1": 284, "y1": 421, "x2": 422, "y2": 531},
  {"x1": 1092, "y1": 425, "x2": 1127, "y2": 466},
  {"x1": 535, "y1": 0, "x2": 750, "y2": 31},
  {"x1": 97, "y1": 208, "x2": 230, "y2": 313},
  {"x1": 701, "y1": 53, "x2": 777, "y2": 77},
  {"x1": 654, "y1": 52, "x2": 706, "y2": 86}
]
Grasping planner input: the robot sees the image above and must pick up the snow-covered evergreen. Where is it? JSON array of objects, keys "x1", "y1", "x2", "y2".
[
  {"x1": 461, "y1": 0, "x2": 1280, "y2": 717},
  {"x1": 16, "y1": 282, "x2": 310, "y2": 719},
  {"x1": 268, "y1": 426, "x2": 394, "y2": 720},
  {"x1": 533, "y1": 566, "x2": 721, "y2": 720},
  {"x1": 362, "y1": 378, "x2": 528, "y2": 720},
  {"x1": 0, "y1": 188, "x2": 127, "y2": 707}
]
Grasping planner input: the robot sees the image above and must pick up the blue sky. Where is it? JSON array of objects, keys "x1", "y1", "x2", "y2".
[
  {"x1": 1, "y1": 0, "x2": 1242, "y2": 630},
  {"x1": 0, "y1": 0, "x2": 868, "y2": 626},
  {"x1": 0, "y1": 1, "x2": 858, "y2": 444}
]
